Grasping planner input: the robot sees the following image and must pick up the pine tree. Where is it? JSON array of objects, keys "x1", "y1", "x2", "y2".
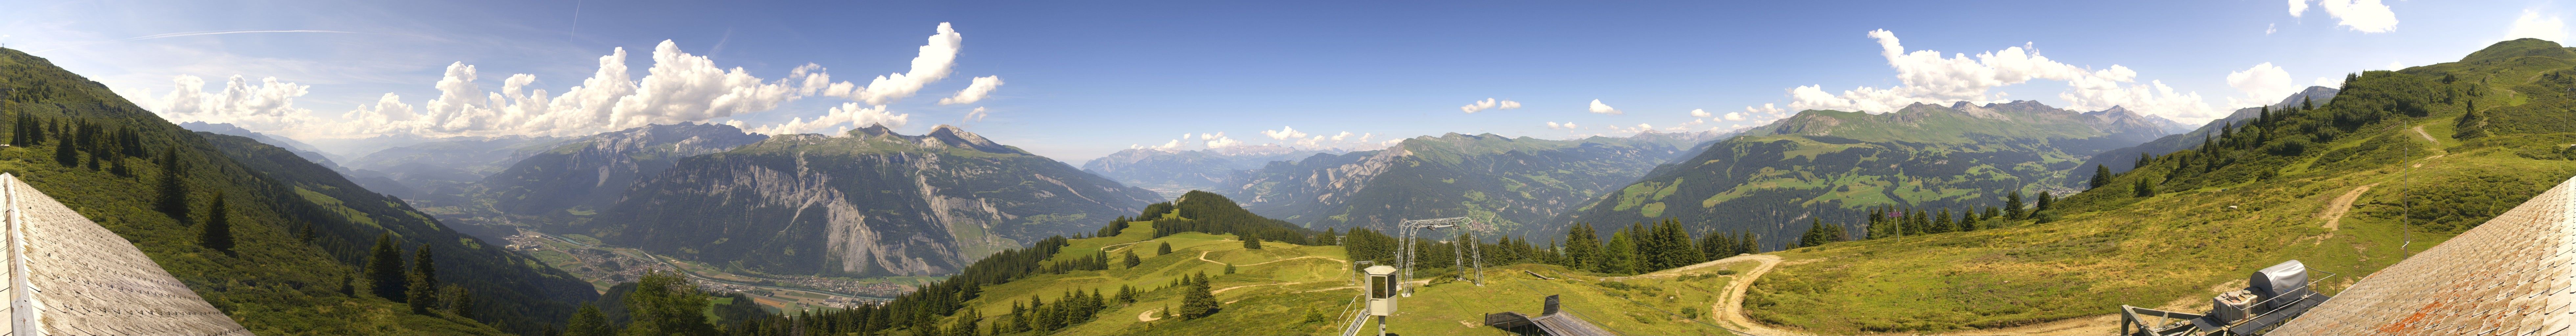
[
  {"x1": 52, "y1": 130, "x2": 73, "y2": 167},
  {"x1": 1318, "y1": 227, "x2": 1339, "y2": 245},
  {"x1": 2035, "y1": 192, "x2": 2054, "y2": 212},
  {"x1": 338, "y1": 274, "x2": 355, "y2": 296},
  {"x1": 566, "y1": 304, "x2": 612, "y2": 336},
  {"x1": 199, "y1": 191, "x2": 232, "y2": 253},
  {"x1": 2090, "y1": 165, "x2": 2113, "y2": 190},
  {"x1": 2455, "y1": 100, "x2": 2489, "y2": 139},
  {"x1": 1242, "y1": 235, "x2": 1262, "y2": 249},
  {"x1": 412, "y1": 245, "x2": 437, "y2": 290},
  {"x1": 1564, "y1": 223, "x2": 1601, "y2": 271},
  {"x1": 1157, "y1": 242, "x2": 1172, "y2": 255},
  {"x1": 1122, "y1": 250, "x2": 1141, "y2": 268},
  {"x1": 1931, "y1": 208, "x2": 1953, "y2": 234},
  {"x1": 300, "y1": 223, "x2": 317, "y2": 243},
  {"x1": 1223, "y1": 263, "x2": 1236, "y2": 275},
  {"x1": 406, "y1": 271, "x2": 437, "y2": 313},
  {"x1": 2005, "y1": 191, "x2": 2026, "y2": 220},
  {"x1": 1599, "y1": 230, "x2": 1637, "y2": 274},
  {"x1": 2134, "y1": 176, "x2": 2156, "y2": 197},
  {"x1": 154, "y1": 150, "x2": 187, "y2": 221},
  {"x1": 448, "y1": 285, "x2": 475, "y2": 319},
  {"x1": 1178, "y1": 272, "x2": 1218, "y2": 319},
  {"x1": 367, "y1": 234, "x2": 408, "y2": 301}
]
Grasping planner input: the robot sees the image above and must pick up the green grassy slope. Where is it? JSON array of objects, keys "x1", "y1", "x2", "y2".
[
  {"x1": 0, "y1": 47, "x2": 594, "y2": 335},
  {"x1": 1568, "y1": 101, "x2": 2166, "y2": 248},
  {"x1": 937, "y1": 218, "x2": 1766, "y2": 336},
  {"x1": 1740, "y1": 38, "x2": 2576, "y2": 333}
]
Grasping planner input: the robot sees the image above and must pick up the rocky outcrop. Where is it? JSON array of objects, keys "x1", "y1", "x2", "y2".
[
  {"x1": 478, "y1": 122, "x2": 768, "y2": 216},
  {"x1": 590, "y1": 125, "x2": 1159, "y2": 277}
]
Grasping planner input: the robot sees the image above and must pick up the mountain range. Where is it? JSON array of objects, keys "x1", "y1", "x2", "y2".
[
  {"x1": 577, "y1": 125, "x2": 1162, "y2": 277},
  {"x1": 1564, "y1": 100, "x2": 2180, "y2": 246},
  {"x1": 1081, "y1": 145, "x2": 1343, "y2": 198},
  {"x1": 1214, "y1": 131, "x2": 1724, "y2": 237}
]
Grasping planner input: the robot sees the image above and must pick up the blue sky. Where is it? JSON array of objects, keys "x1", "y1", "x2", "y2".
[{"x1": 0, "y1": 0, "x2": 2563, "y2": 162}]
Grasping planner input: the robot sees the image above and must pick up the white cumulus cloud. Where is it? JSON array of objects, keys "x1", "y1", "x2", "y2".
[
  {"x1": 2225, "y1": 62, "x2": 2297, "y2": 108},
  {"x1": 1261, "y1": 126, "x2": 1308, "y2": 140},
  {"x1": 1205, "y1": 135, "x2": 1242, "y2": 148},
  {"x1": 832, "y1": 22, "x2": 965, "y2": 105},
  {"x1": 1722, "y1": 112, "x2": 1747, "y2": 121},
  {"x1": 1766, "y1": 30, "x2": 2219, "y2": 123},
  {"x1": 1330, "y1": 131, "x2": 1355, "y2": 141},
  {"x1": 963, "y1": 107, "x2": 989, "y2": 122},
  {"x1": 939, "y1": 75, "x2": 1002, "y2": 105},
  {"x1": 1587, "y1": 99, "x2": 1622, "y2": 115},
  {"x1": 2509, "y1": 10, "x2": 2568, "y2": 43},
  {"x1": 2292, "y1": 0, "x2": 2398, "y2": 33},
  {"x1": 741, "y1": 102, "x2": 907, "y2": 136},
  {"x1": 1689, "y1": 108, "x2": 1711, "y2": 118},
  {"x1": 1460, "y1": 98, "x2": 1522, "y2": 113},
  {"x1": 156, "y1": 74, "x2": 312, "y2": 128}
]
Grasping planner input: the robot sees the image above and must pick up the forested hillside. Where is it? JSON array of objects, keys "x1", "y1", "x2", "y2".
[
  {"x1": 0, "y1": 47, "x2": 593, "y2": 335},
  {"x1": 1739, "y1": 38, "x2": 2576, "y2": 333}
]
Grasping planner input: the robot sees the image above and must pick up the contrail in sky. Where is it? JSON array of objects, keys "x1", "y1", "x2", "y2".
[{"x1": 35, "y1": 30, "x2": 369, "y2": 52}]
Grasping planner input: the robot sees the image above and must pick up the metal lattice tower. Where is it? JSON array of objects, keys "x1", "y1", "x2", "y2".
[{"x1": 1395, "y1": 217, "x2": 1493, "y2": 296}]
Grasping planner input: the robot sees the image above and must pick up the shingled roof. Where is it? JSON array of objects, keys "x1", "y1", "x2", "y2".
[{"x1": 0, "y1": 174, "x2": 249, "y2": 335}]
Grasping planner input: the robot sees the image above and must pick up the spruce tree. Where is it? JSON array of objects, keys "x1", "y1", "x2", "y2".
[
  {"x1": 566, "y1": 304, "x2": 611, "y2": 336},
  {"x1": 199, "y1": 191, "x2": 232, "y2": 253},
  {"x1": 448, "y1": 285, "x2": 475, "y2": 318},
  {"x1": 2035, "y1": 192, "x2": 2054, "y2": 212},
  {"x1": 154, "y1": 150, "x2": 187, "y2": 221},
  {"x1": 1560, "y1": 223, "x2": 1597, "y2": 270},
  {"x1": 1599, "y1": 230, "x2": 1636, "y2": 274},
  {"x1": 1157, "y1": 242, "x2": 1172, "y2": 255},
  {"x1": 2090, "y1": 165, "x2": 2113, "y2": 190},
  {"x1": 1318, "y1": 227, "x2": 1339, "y2": 245},
  {"x1": 405, "y1": 248, "x2": 441, "y2": 314},
  {"x1": 51, "y1": 130, "x2": 73, "y2": 167},
  {"x1": 1122, "y1": 250, "x2": 1141, "y2": 268},
  {"x1": 1241, "y1": 235, "x2": 1261, "y2": 249},
  {"x1": 2134, "y1": 176, "x2": 2156, "y2": 197},
  {"x1": 1178, "y1": 272, "x2": 1218, "y2": 319},
  {"x1": 2005, "y1": 191, "x2": 2026, "y2": 220},
  {"x1": 367, "y1": 234, "x2": 408, "y2": 301}
]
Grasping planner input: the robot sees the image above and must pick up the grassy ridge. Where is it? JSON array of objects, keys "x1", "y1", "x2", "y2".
[{"x1": 1742, "y1": 38, "x2": 2576, "y2": 333}]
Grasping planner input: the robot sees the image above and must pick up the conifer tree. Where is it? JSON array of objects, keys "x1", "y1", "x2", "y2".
[
  {"x1": 200, "y1": 191, "x2": 232, "y2": 253},
  {"x1": 338, "y1": 274, "x2": 355, "y2": 296},
  {"x1": 448, "y1": 285, "x2": 475, "y2": 319},
  {"x1": 2005, "y1": 191, "x2": 2026, "y2": 220},
  {"x1": 1157, "y1": 242, "x2": 1172, "y2": 255},
  {"x1": 300, "y1": 223, "x2": 317, "y2": 243},
  {"x1": 566, "y1": 304, "x2": 611, "y2": 336},
  {"x1": 2035, "y1": 192, "x2": 2054, "y2": 212},
  {"x1": 1223, "y1": 263, "x2": 1235, "y2": 275},
  {"x1": 1178, "y1": 272, "x2": 1218, "y2": 319},
  {"x1": 154, "y1": 150, "x2": 187, "y2": 221},
  {"x1": 2090, "y1": 165, "x2": 2113, "y2": 190},
  {"x1": 1122, "y1": 250, "x2": 1141, "y2": 269},
  {"x1": 2134, "y1": 176, "x2": 2156, "y2": 197},
  {"x1": 1564, "y1": 223, "x2": 1601, "y2": 271},
  {"x1": 367, "y1": 234, "x2": 408, "y2": 301},
  {"x1": 1931, "y1": 208, "x2": 1953, "y2": 234},
  {"x1": 1599, "y1": 230, "x2": 1636, "y2": 274},
  {"x1": 1318, "y1": 227, "x2": 1339, "y2": 245},
  {"x1": 406, "y1": 245, "x2": 440, "y2": 314},
  {"x1": 1242, "y1": 235, "x2": 1261, "y2": 249},
  {"x1": 51, "y1": 130, "x2": 73, "y2": 167}
]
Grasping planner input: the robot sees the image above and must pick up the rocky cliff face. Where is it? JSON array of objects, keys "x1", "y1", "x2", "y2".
[
  {"x1": 588, "y1": 125, "x2": 1160, "y2": 277},
  {"x1": 478, "y1": 122, "x2": 768, "y2": 216},
  {"x1": 1220, "y1": 131, "x2": 1719, "y2": 237}
]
